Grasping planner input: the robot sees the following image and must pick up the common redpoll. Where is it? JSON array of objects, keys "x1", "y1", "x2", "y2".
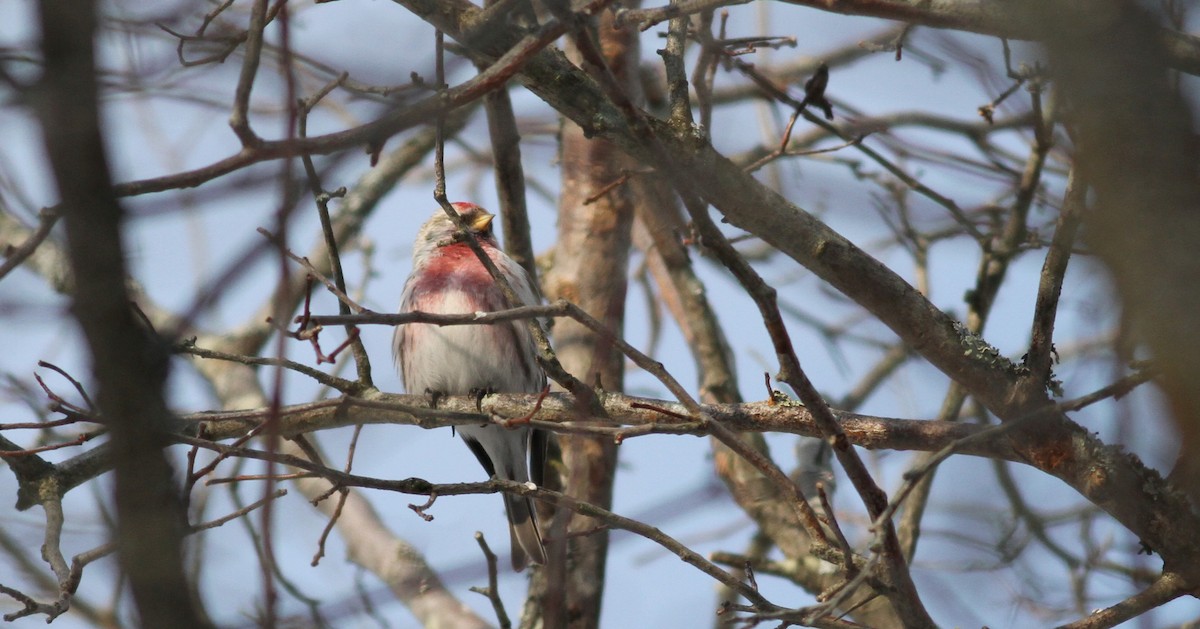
[{"x1": 394, "y1": 202, "x2": 547, "y2": 570}]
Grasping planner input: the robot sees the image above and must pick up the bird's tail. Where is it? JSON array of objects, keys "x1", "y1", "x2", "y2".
[{"x1": 503, "y1": 491, "x2": 546, "y2": 571}]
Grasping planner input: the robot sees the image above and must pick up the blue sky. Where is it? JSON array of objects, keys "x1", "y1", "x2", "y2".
[{"x1": 1, "y1": 1, "x2": 1193, "y2": 627}]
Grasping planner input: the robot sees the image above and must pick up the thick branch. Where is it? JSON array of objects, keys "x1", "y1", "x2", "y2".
[
  {"x1": 620, "y1": 0, "x2": 1200, "y2": 76},
  {"x1": 35, "y1": 1, "x2": 206, "y2": 626}
]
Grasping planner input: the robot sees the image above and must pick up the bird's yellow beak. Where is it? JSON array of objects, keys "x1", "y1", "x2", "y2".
[{"x1": 471, "y1": 212, "x2": 495, "y2": 232}]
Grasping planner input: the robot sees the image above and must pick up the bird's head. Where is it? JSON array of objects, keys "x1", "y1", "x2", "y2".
[{"x1": 413, "y1": 202, "x2": 498, "y2": 258}]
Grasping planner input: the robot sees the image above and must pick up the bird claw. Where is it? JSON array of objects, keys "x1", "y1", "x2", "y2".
[
  {"x1": 469, "y1": 387, "x2": 495, "y2": 413},
  {"x1": 424, "y1": 388, "x2": 446, "y2": 409}
]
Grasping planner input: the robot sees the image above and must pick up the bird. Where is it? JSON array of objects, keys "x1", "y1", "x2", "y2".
[
  {"x1": 799, "y1": 62, "x2": 833, "y2": 120},
  {"x1": 393, "y1": 202, "x2": 548, "y2": 570}
]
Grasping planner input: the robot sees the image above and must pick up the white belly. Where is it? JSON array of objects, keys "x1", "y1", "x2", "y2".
[{"x1": 397, "y1": 289, "x2": 538, "y2": 395}]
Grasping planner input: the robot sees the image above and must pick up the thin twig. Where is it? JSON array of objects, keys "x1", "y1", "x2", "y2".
[
  {"x1": 1026, "y1": 169, "x2": 1083, "y2": 382},
  {"x1": 684, "y1": 198, "x2": 931, "y2": 624},
  {"x1": 0, "y1": 206, "x2": 60, "y2": 282},
  {"x1": 229, "y1": 0, "x2": 268, "y2": 146},
  {"x1": 192, "y1": 488, "x2": 288, "y2": 532},
  {"x1": 297, "y1": 70, "x2": 374, "y2": 387},
  {"x1": 36, "y1": 360, "x2": 95, "y2": 413},
  {"x1": 470, "y1": 532, "x2": 512, "y2": 629},
  {"x1": 175, "y1": 339, "x2": 363, "y2": 394},
  {"x1": 817, "y1": 482, "x2": 856, "y2": 577},
  {"x1": 1059, "y1": 368, "x2": 1159, "y2": 413}
]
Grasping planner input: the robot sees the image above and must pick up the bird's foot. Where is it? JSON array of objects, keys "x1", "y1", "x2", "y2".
[
  {"x1": 424, "y1": 388, "x2": 446, "y2": 409},
  {"x1": 469, "y1": 387, "x2": 495, "y2": 413}
]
